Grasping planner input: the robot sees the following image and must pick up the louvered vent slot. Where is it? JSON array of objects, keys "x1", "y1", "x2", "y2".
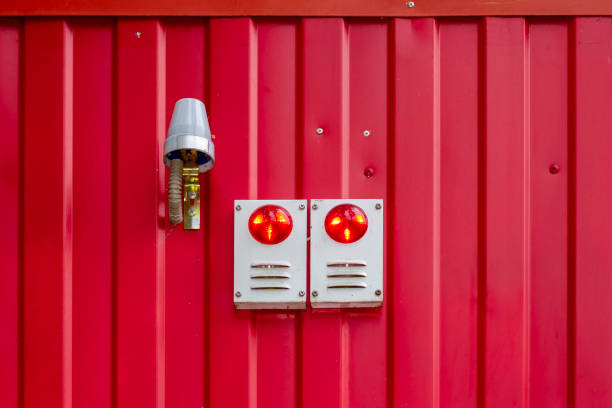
[
  {"x1": 251, "y1": 261, "x2": 291, "y2": 269},
  {"x1": 326, "y1": 260, "x2": 367, "y2": 289},
  {"x1": 327, "y1": 271, "x2": 367, "y2": 278},
  {"x1": 327, "y1": 282, "x2": 367, "y2": 289},
  {"x1": 250, "y1": 284, "x2": 291, "y2": 290}
]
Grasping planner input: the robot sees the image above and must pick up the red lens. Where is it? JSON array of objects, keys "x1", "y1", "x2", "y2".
[
  {"x1": 324, "y1": 204, "x2": 368, "y2": 244},
  {"x1": 248, "y1": 205, "x2": 293, "y2": 245}
]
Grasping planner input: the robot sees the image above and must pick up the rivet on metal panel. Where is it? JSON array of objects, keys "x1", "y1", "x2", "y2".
[
  {"x1": 136, "y1": 31, "x2": 142, "y2": 38},
  {"x1": 375, "y1": 203, "x2": 382, "y2": 210},
  {"x1": 316, "y1": 128, "x2": 324, "y2": 135},
  {"x1": 312, "y1": 290, "x2": 318, "y2": 297},
  {"x1": 235, "y1": 291, "x2": 241, "y2": 297},
  {"x1": 364, "y1": 167, "x2": 375, "y2": 178},
  {"x1": 363, "y1": 130, "x2": 371, "y2": 137},
  {"x1": 549, "y1": 164, "x2": 560, "y2": 174},
  {"x1": 406, "y1": 1, "x2": 415, "y2": 7},
  {"x1": 299, "y1": 203, "x2": 305, "y2": 210},
  {"x1": 312, "y1": 204, "x2": 318, "y2": 210},
  {"x1": 375, "y1": 289, "x2": 382, "y2": 296},
  {"x1": 299, "y1": 290, "x2": 305, "y2": 297},
  {"x1": 235, "y1": 204, "x2": 242, "y2": 211}
]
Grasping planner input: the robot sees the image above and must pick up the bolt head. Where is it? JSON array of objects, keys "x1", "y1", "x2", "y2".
[
  {"x1": 312, "y1": 204, "x2": 318, "y2": 210},
  {"x1": 299, "y1": 203, "x2": 306, "y2": 210},
  {"x1": 375, "y1": 203, "x2": 382, "y2": 210},
  {"x1": 235, "y1": 204, "x2": 242, "y2": 211},
  {"x1": 364, "y1": 167, "x2": 375, "y2": 178},
  {"x1": 312, "y1": 290, "x2": 319, "y2": 297},
  {"x1": 188, "y1": 209, "x2": 196, "y2": 217},
  {"x1": 299, "y1": 290, "x2": 305, "y2": 297},
  {"x1": 187, "y1": 191, "x2": 197, "y2": 199},
  {"x1": 375, "y1": 289, "x2": 382, "y2": 296},
  {"x1": 316, "y1": 128, "x2": 324, "y2": 135},
  {"x1": 549, "y1": 164, "x2": 561, "y2": 174},
  {"x1": 407, "y1": 1, "x2": 415, "y2": 7},
  {"x1": 235, "y1": 291, "x2": 242, "y2": 297},
  {"x1": 363, "y1": 130, "x2": 371, "y2": 137},
  {"x1": 136, "y1": 31, "x2": 142, "y2": 38}
]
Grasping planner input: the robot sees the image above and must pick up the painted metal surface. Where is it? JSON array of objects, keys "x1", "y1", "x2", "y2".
[
  {"x1": 3, "y1": 0, "x2": 612, "y2": 16},
  {"x1": 1, "y1": 16, "x2": 612, "y2": 408}
]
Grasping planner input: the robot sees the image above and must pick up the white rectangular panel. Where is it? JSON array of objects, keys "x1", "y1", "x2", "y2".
[
  {"x1": 310, "y1": 199, "x2": 383, "y2": 308},
  {"x1": 234, "y1": 200, "x2": 307, "y2": 309}
]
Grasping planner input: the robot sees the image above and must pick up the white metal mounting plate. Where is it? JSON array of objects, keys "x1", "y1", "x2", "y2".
[
  {"x1": 310, "y1": 198, "x2": 384, "y2": 308},
  {"x1": 234, "y1": 200, "x2": 307, "y2": 309}
]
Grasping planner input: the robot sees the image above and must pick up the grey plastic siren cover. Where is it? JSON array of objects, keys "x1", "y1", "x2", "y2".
[{"x1": 164, "y1": 98, "x2": 215, "y2": 173}]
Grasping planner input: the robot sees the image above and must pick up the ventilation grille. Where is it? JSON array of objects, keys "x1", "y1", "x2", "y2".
[
  {"x1": 326, "y1": 260, "x2": 367, "y2": 289},
  {"x1": 249, "y1": 261, "x2": 292, "y2": 290}
]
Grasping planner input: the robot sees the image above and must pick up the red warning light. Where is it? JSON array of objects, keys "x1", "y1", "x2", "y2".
[
  {"x1": 324, "y1": 204, "x2": 368, "y2": 244},
  {"x1": 248, "y1": 205, "x2": 293, "y2": 245}
]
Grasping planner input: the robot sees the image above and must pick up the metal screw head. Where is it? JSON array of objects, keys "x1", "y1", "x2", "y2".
[
  {"x1": 311, "y1": 290, "x2": 318, "y2": 297},
  {"x1": 235, "y1": 204, "x2": 242, "y2": 211},
  {"x1": 363, "y1": 130, "x2": 371, "y2": 137},
  {"x1": 375, "y1": 289, "x2": 382, "y2": 296},
  {"x1": 364, "y1": 167, "x2": 375, "y2": 178},
  {"x1": 406, "y1": 1, "x2": 415, "y2": 7},
  {"x1": 188, "y1": 209, "x2": 196, "y2": 217},
  {"x1": 549, "y1": 164, "x2": 560, "y2": 174},
  {"x1": 136, "y1": 31, "x2": 142, "y2": 38},
  {"x1": 375, "y1": 203, "x2": 382, "y2": 210},
  {"x1": 187, "y1": 191, "x2": 197, "y2": 199},
  {"x1": 299, "y1": 203, "x2": 306, "y2": 210},
  {"x1": 235, "y1": 291, "x2": 242, "y2": 297},
  {"x1": 316, "y1": 128, "x2": 324, "y2": 135},
  {"x1": 299, "y1": 290, "x2": 305, "y2": 297},
  {"x1": 312, "y1": 204, "x2": 318, "y2": 210}
]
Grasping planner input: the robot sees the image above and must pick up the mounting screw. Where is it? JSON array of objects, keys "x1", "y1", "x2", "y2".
[
  {"x1": 136, "y1": 31, "x2": 142, "y2": 38},
  {"x1": 299, "y1": 290, "x2": 305, "y2": 297},
  {"x1": 549, "y1": 164, "x2": 560, "y2": 174},
  {"x1": 363, "y1": 130, "x2": 371, "y2": 137},
  {"x1": 299, "y1": 203, "x2": 306, "y2": 210},
  {"x1": 375, "y1": 289, "x2": 382, "y2": 296},
  {"x1": 187, "y1": 191, "x2": 196, "y2": 199},
  {"x1": 188, "y1": 209, "x2": 196, "y2": 217},
  {"x1": 316, "y1": 128, "x2": 324, "y2": 135},
  {"x1": 312, "y1": 204, "x2": 318, "y2": 210},
  {"x1": 406, "y1": 1, "x2": 415, "y2": 7},
  {"x1": 235, "y1": 204, "x2": 242, "y2": 211},
  {"x1": 375, "y1": 203, "x2": 382, "y2": 210},
  {"x1": 364, "y1": 167, "x2": 375, "y2": 178},
  {"x1": 235, "y1": 291, "x2": 241, "y2": 297},
  {"x1": 312, "y1": 290, "x2": 318, "y2": 297}
]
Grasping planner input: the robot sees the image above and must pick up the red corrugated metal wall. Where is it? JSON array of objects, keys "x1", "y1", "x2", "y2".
[{"x1": 1, "y1": 16, "x2": 612, "y2": 408}]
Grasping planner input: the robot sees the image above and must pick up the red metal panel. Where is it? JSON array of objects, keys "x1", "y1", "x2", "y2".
[
  {"x1": 115, "y1": 19, "x2": 165, "y2": 408},
  {"x1": 392, "y1": 17, "x2": 437, "y2": 408},
  {"x1": 23, "y1": 19, "x2": 73, "y2": 408},
  {"x1": 3, "y1": 0, "x2": 612, "y2": 17},
  {"x1": 72, "y1": 20, "x2": 112, "y2": 408},
  {"x1": 574, "y1": 16, "x2": 612, "y2": 408},
  {"x1": 4, "y1": 15, "x2": 612, "y2": 408},
  {"x1": 0, "y1": 18, "x2": 20, "y2": 408},
  {"x1": 529, "y1": 20, "x2": 568, "y2": 407},
  {"x1": 439, "y1": 20, "x2": 479, "y2": 407},
  {"x1": 483, "y1": 17, "x2": 526, "y2": 408}
]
